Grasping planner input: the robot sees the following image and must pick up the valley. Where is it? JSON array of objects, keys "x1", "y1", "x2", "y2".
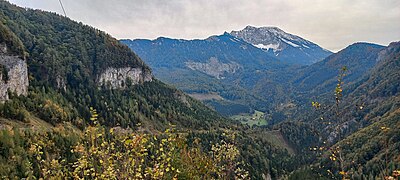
[
  {"x1": 0, "y1": 0, "x2": 399, "y2": 179},
  {"x1": 231, "y1": 110, "x2": 267, "y2": 126}
]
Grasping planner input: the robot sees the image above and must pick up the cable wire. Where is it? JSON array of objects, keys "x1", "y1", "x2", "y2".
[{"x1": 58, "y1": 0, "x2": 67, "y2": 17}]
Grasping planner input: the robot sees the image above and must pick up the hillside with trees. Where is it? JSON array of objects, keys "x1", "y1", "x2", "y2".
[
  {"x1": 0, "y1": 0, "x2": 399, "y2": 179},
  {"x1": 0, "y1": 1, "x2": 301, "y2": 179}
]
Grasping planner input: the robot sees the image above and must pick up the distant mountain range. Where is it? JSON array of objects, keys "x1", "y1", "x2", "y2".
[
  {"x1": 121, "y1": 29, "x2": 392, "y2": 121},
  {"x1": 121, "y1": 32, "x2": 282, "y2": 116},
  {"x1": 120, "y1": 26, "x2": 333, "y2": 116},
  {"x1": 121, "y1": 32, "x2": 284, "y2": 78}
]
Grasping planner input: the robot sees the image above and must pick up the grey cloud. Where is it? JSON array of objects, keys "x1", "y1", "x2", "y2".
[{"x1": 8, "y1": 0, "x2": 400, "y2": 51}]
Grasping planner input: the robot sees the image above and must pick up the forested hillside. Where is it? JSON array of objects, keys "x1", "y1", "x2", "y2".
[
  {"x1": 0, "y1": 0, "x2": 399, "y2": 179},
  {"x1": 262, "y1": 42, "x2": 389, "y2": 125},
  {"x1": 290, "y1": 42, "x2": 400, "y2": 179},
  {"x1": 122, "y1": 34, "x2": 390, "y2": 127},
  {"x1": 0, "y1": 0, "x2": 228, "y2": 130},
  {"x1": 0, "y1": 1, "x2": 306, "y2": 179}
]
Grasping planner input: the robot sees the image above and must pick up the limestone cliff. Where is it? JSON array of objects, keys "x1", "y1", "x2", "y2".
[
  {"x1": 98, "y1": 67, "x2": 152, "y2": 89},
  {"x1": 0, "y1": 45, "x2": 29, "y2": 101},
  {"x1": 185, "y1": 57, "x2": 242, "y2": 79}
]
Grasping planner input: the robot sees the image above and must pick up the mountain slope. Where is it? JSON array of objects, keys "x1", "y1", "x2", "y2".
[
  {"x1": 0, "y1": 21, "x2": 28, "y2": 101},
  {"x1": 122, "y1": 29, "x2": 390, "y2": 129},
  {"x1": 0, "y1": 0, "x2": 226, "y2": 130},
  {"x1": 0, "y1": 3, "x2": 303, "y2": 179},
  {"x1": 334, "y1": 109, "x2": 400, "y2": 179},
  {"x1": 312, "y1": 42, "x2": 400, "y2": 179},
  {"x1": 121, "y1": 33, "x2": 289, "y2": 116},
  {"x1": 225, "y1": 42, "x2": 385, "y2": 125},
  {"x1": 122, "y1": 32, "x2": 285, "y2": 76},
  {"x1": 293, "y1": 42, "x2": 385, "y2": 94},
  {"x1": 0, "y1": 1, "x2": 399, "y2": 179},
  {"x1": 231, "y1": 26, "x2": 332, "y2": 65},
  {"x1": 121, "y1": 26, "x2": 332, "y2": 117},
  {"x1": 275, "y1": 43, "x2": 387, "y2": 125}
]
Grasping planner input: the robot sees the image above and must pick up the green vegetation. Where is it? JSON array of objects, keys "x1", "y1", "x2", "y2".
[
  {"x1": 0, "y1": 1, "x2": 304, "y2": 179},
  {"x1": 231, "y1": 110, "x2": 267, "y2": 126},
  {"x1": 0, "y1": 1, "x2": 226, "y2": 130},
  {"x1": 295, "y1": 49, "x2": 400, "y2": 179},
  {"x1": 0, "y1": 64, "x2": 8, "y2": 82},
  {"x1": 0, "y1": 21, "x2": 25, "y2": 57},
  {"x1": 0, "y1": 113, "x2": 249, "y2": 179},
  {"x1": 323, "y1": 109, "x2": 400, "y2": 179},
  {"x1": 0, "y1": 0, "x2": 399, "y2": 179}
]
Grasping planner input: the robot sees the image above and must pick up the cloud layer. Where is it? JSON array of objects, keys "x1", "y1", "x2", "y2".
[{"x1": 8, "y1": 0, "x2": 400, "y2": 51}]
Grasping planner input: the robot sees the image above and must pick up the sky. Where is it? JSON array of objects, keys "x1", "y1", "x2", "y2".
[{"x1": 8, "y1": 0, "x2": 400, "y2": 52}]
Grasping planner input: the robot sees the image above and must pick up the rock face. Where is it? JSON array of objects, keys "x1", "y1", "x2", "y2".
[
  {"x1": 185, "y1": 57, "x2": 241, "y2": 79},
  {"x1": 98, "y1": 67, "x2": 152, "y2": 89},
  {"x1": 231, "y1": 26, "x2": 332, "y2": 65},
  {"x1": 0, "y1": 51, "x2": 29, "y2": 101},
  {"x1": 56, "y1": 76, "x2": 67, "y2": 91}
]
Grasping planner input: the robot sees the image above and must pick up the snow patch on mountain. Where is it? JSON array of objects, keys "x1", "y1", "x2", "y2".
[
  {"x1": 280, "y1": 38, "x2": 300, "y2": 48},
  {"x1": 254, "y1": 43, "x2": 280, "y2": 52}
]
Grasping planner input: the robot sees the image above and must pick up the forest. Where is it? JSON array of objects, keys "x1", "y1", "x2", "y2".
[{"x1": 0, "y1": 0, "x2": 399, "y2": 179}]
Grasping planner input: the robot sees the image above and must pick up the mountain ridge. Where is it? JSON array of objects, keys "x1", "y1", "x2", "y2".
[
  {"x1": 121, "y1": 31, "x2": 289, "y2": 116},
  {"x1": 292, "y1": 42, "x2": 385, "y2": 93},
  {"x1": 231, "y1": 25, "x2": 332, "y2": 65},
  {"x1": 121, "y1": 33, "x2": 382, "y2": 118}
]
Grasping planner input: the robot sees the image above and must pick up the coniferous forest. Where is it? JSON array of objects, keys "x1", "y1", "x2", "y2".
[{"x1": 0, "y1": 1, "x2": 399, "y2": 179}]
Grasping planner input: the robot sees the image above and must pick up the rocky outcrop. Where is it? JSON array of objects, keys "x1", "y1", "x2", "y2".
[
  {"x1": 56, "y1": 75, "x2": 67, "y2": 91},
  {"x1": 185, "y1": 57, "x2": 241, "y2": 79},
  {"x1": 377, "y1": 41, "x2": 400, "y2": 62},
  {"x1": 98, "y1": 67, "x2": 152, "y2": 89},
  {"x1": 0, "y1": 48, "x2": 29, "y2": 101}
]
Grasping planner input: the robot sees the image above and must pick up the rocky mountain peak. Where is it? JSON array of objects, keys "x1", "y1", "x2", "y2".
[
  {"x1": 232, "y1": 26, "x2": 313, "y2": 51},
  {"x1": 231, "y1": 26, "x2": 332, "y2": 64}
]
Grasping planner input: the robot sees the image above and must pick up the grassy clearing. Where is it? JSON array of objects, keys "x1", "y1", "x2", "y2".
[
  {"x1": 231, "y1": 110, "x2": 267, "y2": 126},
  {"x1": 0, "y1": 116, "x2": 81, "y2": 134},
  {"x1": 188, "y1": 93, "x2": 223, "y2": 101},
  {"x1": 263, "y1": 130, "x2": 295, "y2": 154}
]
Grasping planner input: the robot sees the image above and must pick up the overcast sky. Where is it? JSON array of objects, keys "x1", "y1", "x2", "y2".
[{"x1": 8, "y1": 0, "x2": 400, "y2": 52}]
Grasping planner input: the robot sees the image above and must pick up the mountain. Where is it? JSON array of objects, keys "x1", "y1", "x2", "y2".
[
  {"x1": 0, "y1": 1, "x2": 303, "y2": 179},
  {"x1": 0, "y1": 0, "x2": 227, "y2": 130},
  {"x1": 293, "y1": 42, "x2": 385, "y2": 94},
  {"x1": 121, "y1": 26, "x2": 333, "y2": 117},
  {"x1": 307, "y1": 41, "x2": 400, "y2": 179},
  {"x1": 307, "y1": 42, "x2": 397, "y2": 133},
  {"x1": 1, "y1": 1, "x2": 399, "y2": 179},
  {"x1": 231, "y1": 25, "x2": 332, "y2": 65},
  {"x1": 122, "y1": 32, "x2": 285, "y2": 76},
  {"x1": 274, "y1": 42, "x2": 386, "y2": 121},
  {"x1": 121, "y1": 32, "x2": 380, "y2": 120},
  {"x1": 121, "y1": 33, "x2": 290, "y2": 116}
]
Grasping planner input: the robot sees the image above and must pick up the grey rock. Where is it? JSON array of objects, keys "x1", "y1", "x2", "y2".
[
  {"x1": 56, "y1": 75, "x2": 67, "y2": 91},
  {"x1": 0, "y1": 54, "x2": 29, "y2": 101},
  {"x1": 185, "y1": 57, "x2": 241, "y2": 79},
  {"x1": 98, "y1": 67, "x2": 152, "y2": 89}
]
